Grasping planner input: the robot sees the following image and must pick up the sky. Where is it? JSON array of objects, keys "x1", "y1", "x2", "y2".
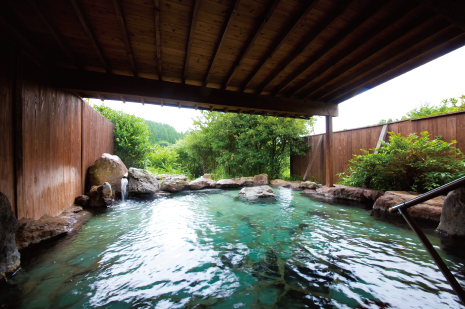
[{"x1": 91, "y1": 45, "x2": 465, "y2": 134}]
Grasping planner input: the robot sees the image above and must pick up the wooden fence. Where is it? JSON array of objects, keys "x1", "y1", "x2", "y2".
[
  {"x1": 0, "y1": 48, "x2": 114, "y2": 219},
  {"x1": 291, "y1": 111, "x2": 465, "y2": 184}
]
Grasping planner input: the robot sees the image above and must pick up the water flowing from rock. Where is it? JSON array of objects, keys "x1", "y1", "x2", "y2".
[{"x1": 121, "y1": 177, "x2": 128, "y2": 202}]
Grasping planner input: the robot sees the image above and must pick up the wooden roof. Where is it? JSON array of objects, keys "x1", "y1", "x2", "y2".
[{"x1": 2, "y1": 0, "x2": 465, "y2": 117}]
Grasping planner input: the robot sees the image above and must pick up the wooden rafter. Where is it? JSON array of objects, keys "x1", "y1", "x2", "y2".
[
  {"x1": 309, "y1": 14, "x2": 440, "y2": 101},
  {"x1": 222, "y1": 0, "x2": 281, "y2": 89},
  {"x1": 269, "y1": 0, "x2": 388, "y2": 97},
  {"x1": 417, "y1": 0, "x2": 465, "y2": 32},
  {"x1": 323, "y1": 24, "x2": 460, "y2": 103},
  {"x1": 28, "y1": 0, "x2": 82, "y2": 70},
  {"x1": 112, "y1": 0, "x2": 138, "y2": 77},
  {"x1": 183, "y1": 0, "x2": 201, "y2": 84},
  {"x1": 203, "y1": 0, "x2": 242, "y2": 87},
  {"x1": 254, "y1": 0, "x2": 357, "y2": 95},
  {"x1": 70, "y1": 0, "x2": 111, "y2": 74},
  {"x1": 154, "y1": 0, "x2": 162, "y2": 80},
  {"x1": 291, "y1": 4, "x2": 422, "y2": 98},
  {"x1": 239, "y1": 0, "x2": 319, "y2": 92}
]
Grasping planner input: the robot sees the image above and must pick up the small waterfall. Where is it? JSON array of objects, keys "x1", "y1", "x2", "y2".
[{"x1": 121, "y1": 178, "x2": 128, "y2": 202}]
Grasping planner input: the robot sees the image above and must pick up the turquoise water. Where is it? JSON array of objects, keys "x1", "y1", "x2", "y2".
[{"x1": 1, "y1": 188, "x2": 465, "y2": 308}]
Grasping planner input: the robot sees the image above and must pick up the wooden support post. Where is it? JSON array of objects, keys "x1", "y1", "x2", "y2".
[{"x1": 325, "y1": 115, "x2": 333, "y2": 187}]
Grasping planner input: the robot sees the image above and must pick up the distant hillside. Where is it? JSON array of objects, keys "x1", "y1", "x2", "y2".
[{"x1": 144, "y1": 119, "x2": 185, "y2": 145}]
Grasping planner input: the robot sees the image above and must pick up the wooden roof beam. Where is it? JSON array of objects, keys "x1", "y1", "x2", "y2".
[
  {"x1": 239, "y1": 0, "x2": 319, "y2": 92},
  {"x1": 417, "y1": 0, "x2": 465, "y2": 32},
  {"x1": 28, "y1": 0, "x2": 83, "y2": 70},
  {"x1": 293, "y1": 3, "x2": 423, "y2": 99},
  {"x1": 323, "y1": 24, "x2": 460, "y2": 103},
  {"x1": 154, "y1": 0, "x2": 162, "y2": 80},
  {"x1": 112, "y1": 0, "x2": 138, "y2": 77},
  {"x1": 203, "y1": 0, "x2": 242, "y2": 87},
  {"x1": 222, "y1": 0, "x2": 281, "y2": 89},
  {"x1": 268, "y1": 0, "x2": 388, "y2": 97},
  {"x1": 70, "y1": 0, "x2": 111, "y2": 74},
  {"x1": 51, "y1": 68, "x2": 338, "y2": 117},
  {"x1": 254, "y1": 0, "x2": 357, "y2": 95},
  {"x1": 183, "y1": 0, "x2": 200, "y2": 84}
]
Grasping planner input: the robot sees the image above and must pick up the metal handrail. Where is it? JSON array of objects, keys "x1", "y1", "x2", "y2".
[{"x1": 388, "y1": 176, "x2": 465, "y2": 305}]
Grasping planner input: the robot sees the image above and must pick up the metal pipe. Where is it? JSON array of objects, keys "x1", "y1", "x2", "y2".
[
  {"x1": 398, "y1": 208, "x2": 465, "y2": 305},
  {"x1": 389, "y1": 176, "x2": 465, "y2": 213}
]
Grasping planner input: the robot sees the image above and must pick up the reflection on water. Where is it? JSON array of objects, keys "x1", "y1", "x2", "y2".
[{"x1": 1, "y1": 188, "x2": 464, "y2": 308}]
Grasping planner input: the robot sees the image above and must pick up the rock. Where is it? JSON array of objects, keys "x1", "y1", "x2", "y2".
[
  {"x1": 241, "y1": 177, "x2": 254, "y2": 186},
  {"x1": 270, "y1": 179, "x2": 302, "y2": 190},
  {"x1": 15, "y1": 205, "x2": 84, "y2": 251},
  {"x1": 217, "y1": 178, "x2": 246, "y2": 188},
  {"x1": 300, "y1": 189, "x2": 318, "y2": 196},
  {"x1": 88, "y1": 182, "x2": 113, "y2": 207},
  {"x1": 74, "y1": 195, "x2": 89, "y2": 207},
  {"x1": 253, "y1": 174, "x2": 268, "y2": 185},
  {"x1": 128, "y1": 168, "x2": 159, "y2": 196},
  {"x1": 159, "y1": 174, "x2": 190, "y2": 192},
  {"x1": 0, "y1": 192, "x2": 20, "y2": 281},
  {"x1": 300, "y1": 181, "x2": 317, "y2": 189},
  {"x1": 437, "y1": 187, "x2": 465, "y2": 237},
  {"x1": 239, "y1": 185, "x2": 276, "y2": 198},
  {"x1": 316, "y1": 185, "x2": 384, "y2": 203},
  {"x1": 189, "y1": 177, "x2": 217, "y2": 190},
  {"x1": 203, "y1": 174, "x2": 213, "y2": 179},
  {"x1": 87, "y1": 153, "x2": 128, "y2": 192},
  {"x1": 155, "y1": 191, "x2": 172, "y2": 197},
  {"x1": 372, "y1": 191, "x2": 444, "y2": 223}
]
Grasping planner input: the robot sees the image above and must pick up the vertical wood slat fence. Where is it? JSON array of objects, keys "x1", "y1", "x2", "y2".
[
  {"x1": 0, "y1": 47, "x2": 115, "y2": 220},
  {"x1": 291, "y1": 111, "x2": 465, "y2": 184}
]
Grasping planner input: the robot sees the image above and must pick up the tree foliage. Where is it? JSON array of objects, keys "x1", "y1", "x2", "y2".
[
  {"x1": 338, "y1": 132, "x2": 465, "y2": 192},
  {"x1": 144, "y1": 120, "x2": 185, "y2": 145}
]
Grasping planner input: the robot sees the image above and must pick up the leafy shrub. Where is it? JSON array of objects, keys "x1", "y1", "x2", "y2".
[
  {"x1": 338, "y1": 132, "x2": 465, "y2": 192},
  {"x1": 146, "y1": 143, "x2": 186, "y2": 176}
]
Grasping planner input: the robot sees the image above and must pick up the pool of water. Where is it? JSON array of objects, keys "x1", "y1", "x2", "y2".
[{"x1": 1, "y1": 188, "x2": 465, "y2": 308}]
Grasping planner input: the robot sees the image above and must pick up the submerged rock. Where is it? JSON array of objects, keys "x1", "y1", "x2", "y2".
[
  {"x1": 0, "y1": 192, "x2": 20, "y2": 281},
  {"x1": 239, "y1": 185, "x2": 276, "y2": 198},
  {"x1": 159, "y1": 174, "x2": 190, "y2": 192},
  {"x1": 88, "y1": 182, "x2": 113, "y2": 207},
  {"x1": 189, "y1": 177, "x2": 217, "y2": 190},
  {"x1": 87, "y1": 153, "x2": 128, "y2": 192},
  {"x1": 316, "y1": 185, "x2": 384, "y2": 204},
  {"x1": 15, "y1": 205, "x2": 84, "y2": 251},
  {"x1": 372, "y1": 191, "x2": 444, "y2": 223},
  {"x1": 217, "y1": 178, "x2": 246, "y2": 188},
  {"x1": 253, "y1": 174, "x2": 268, "y2": 185},
  {"x1": 128, "y1": 168, "x2": 159, "y2": 196}
]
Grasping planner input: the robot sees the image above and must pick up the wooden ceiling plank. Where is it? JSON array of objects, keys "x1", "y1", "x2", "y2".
[
  {"x1": 51, "y1": 68, "x2": 338, "y2": 117},
  {"x1": 254, "y1": 0, "x2": 358, "y2": 95},
  {"x1": 222, "y1": 0, "x2": 281, "y2": 89},
  {"x1": 70, "y1": 0, "x2": 111, "y2": 73},
  {"x1": 417, "y1": 0, "x2": 465, "y2": 32},
  {"x1": 293, "y1": 4, "x2": 425, "y2": 99},
  {"x1": 112, "y1": 0, "x2": 138, "y2": 77},
  {"x1": 154, "y1": 0, "x2": 162, "y2": 80},
  {"x1": 203, "y1": 0, "x2": 242, "y2": 87},
  {"x1": 269, "y1": 0, "x2": 388, "y2": 97},
  {"x1": 28, "y1": 0, "x2": 83, "y2": 70},
  {"x1": 322, "y1": 24, "x2": 458, "y2": 103},
  {"x1": 239, "y1": 0, "x2": 319, "y2": 92},
  {"x1": 183, "y1": 0, "x2": 201, "y2": 83}
]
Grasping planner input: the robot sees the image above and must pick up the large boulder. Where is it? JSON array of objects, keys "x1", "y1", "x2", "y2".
[
  {"x1": 437, "y1": 187, "x2": 465, "y2": 237},
  {"x1": 241, "y1": 177, "x2": 254, "y2": 186},
  {"x1": 128, "y1": 168, "x2": 159, "y2": 196},
  {"x1": 159, "y1": 175, "x2": 190, "y2": 192},
  {"x1": 316, "y1": 185, "x2": 384, "y2": 204},
  {"x1": 372, "y1": 191, "x2": 444, "y2": 223},
  {"x1": 253, "y1": 174, "x2": 268, "y2": 185},
  {"x1": 0, "y1": 192, "x2": 20, "y2": 281},
  {"x1": 88, "y1": 182, "x2": 113, "y2": 207},
  {"x1": 87, "y1": 153, "x2": 128, "y2": 192},
  {"x1": 74, "y1": 195, "x2": 89, "y2": 207},
  {"x1": 217, "y1": 178, "x2": 246, "y2": 188},
  {"x1": 239, "y1": 185, "x2": 276, "y2": 198},
  {"x1": 189, "y1": 177, "x2": 217, "y2": 190},
  {"x1": 300, "y1": 181, "x2": 318, "y2": 189}
]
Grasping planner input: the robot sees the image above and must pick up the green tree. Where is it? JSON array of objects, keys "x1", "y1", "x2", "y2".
[
  {"x1": 338, "y1": 132, "x2": 465, "y2": 192},
  {"x1": 144, "y1": 120, "x2": 185, "y2": 144},
  {"x1": 94, "y1": 105, "x2": 153, "y2": 168}
]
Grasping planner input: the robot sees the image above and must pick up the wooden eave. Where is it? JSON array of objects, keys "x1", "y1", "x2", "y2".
[{"x1": 2, "y1": 0, "x2": 465, "y2": 117}]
